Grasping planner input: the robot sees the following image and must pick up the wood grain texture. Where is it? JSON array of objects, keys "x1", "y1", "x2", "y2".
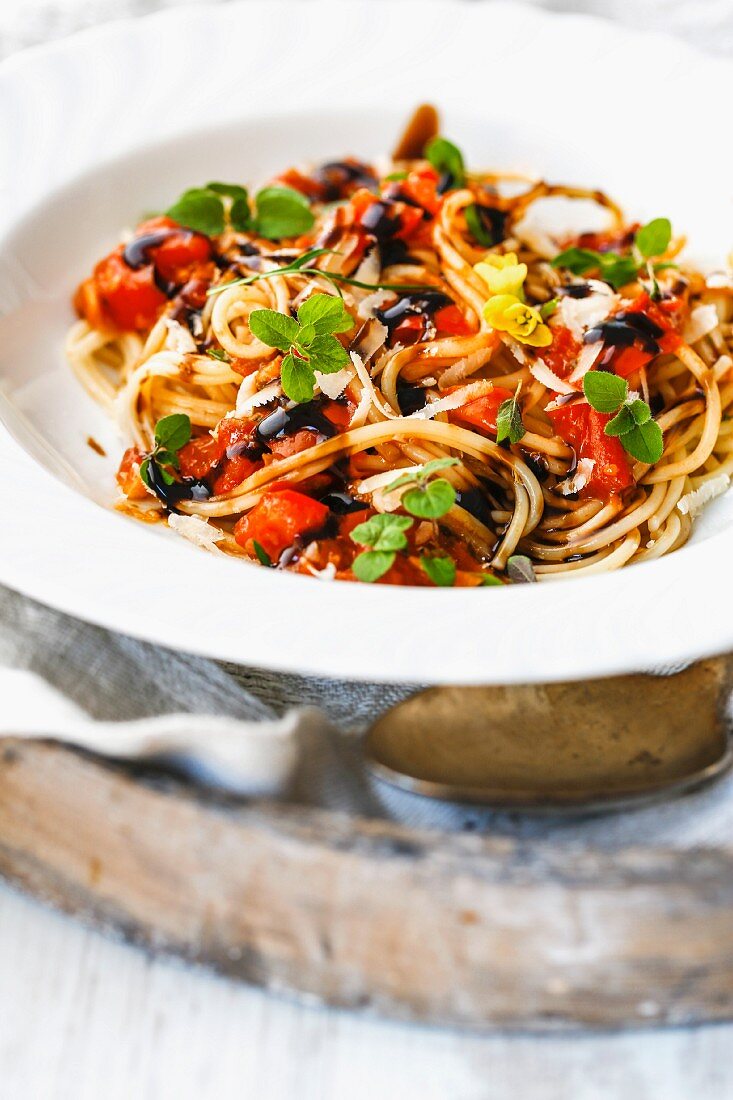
[{"x1": 1, "y1": 738, "x2": 732, "y2": 1032}]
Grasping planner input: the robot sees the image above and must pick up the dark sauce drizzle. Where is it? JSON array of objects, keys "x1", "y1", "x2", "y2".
[
  {"x1": 145, "y1": 458, "x2": 210, "y2": 513},
  {"x1": 584, "y1": 311, "x2": 664, "y2": 355},
  {"x1": 376, "y1": 291, "x2": 452, "y2": 339}
]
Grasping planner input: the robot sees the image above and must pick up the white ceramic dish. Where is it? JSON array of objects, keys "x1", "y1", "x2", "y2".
[{"x1": 0, "y1": 1, "x2": 732, "y2": 684}]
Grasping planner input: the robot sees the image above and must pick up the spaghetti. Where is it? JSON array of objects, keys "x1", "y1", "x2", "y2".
[{"x1": 66, "y1": 120, "x2": 733, "y2": 586}]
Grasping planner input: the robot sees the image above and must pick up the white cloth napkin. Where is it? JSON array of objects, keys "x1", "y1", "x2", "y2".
[{"x1": 4, "y1": 584, "x2": 733, "y2": 850}]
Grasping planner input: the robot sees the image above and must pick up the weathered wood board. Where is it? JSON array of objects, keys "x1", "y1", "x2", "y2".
[{"x1": 0, "y1": 739, "x2": 731, "y2": 1031}]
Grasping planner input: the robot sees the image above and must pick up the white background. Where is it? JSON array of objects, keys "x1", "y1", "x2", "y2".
[{"x1": 2, "y1": 1, "x2": 733, "y2": 1097}]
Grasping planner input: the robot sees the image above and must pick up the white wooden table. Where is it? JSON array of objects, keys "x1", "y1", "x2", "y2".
[{"x1": 2, "y1": 1, "x2": 733, "y2": 1096}]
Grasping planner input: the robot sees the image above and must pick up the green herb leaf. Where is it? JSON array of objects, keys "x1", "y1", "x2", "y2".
[
  {"x1": 248, "y1": 309, "x2": 300, "y2": 352},
  {"x1": 384, "y1": 171, "x2": 408, "y2": 182},
  {"x1": 155, "y1": 449, "x2": 179, "y2": 469},
  {"x1": 254, "y1": 186, "x2": 315, "y2": 240},
  {"x1": 552, "y1": 247, "x2": 638, "y2": 290},
  {"x1": 206, "y1": 347, "x2": 231, "y2": 362},
  {"x1": 166, "y1": 189, "x2": 225, "y2": 236},
  {"x1": 496, "y1": 385, "x2": 525, "y2": 445},
  {"x1": 629, "y1": 398, "x2": 651, "y2": 425},
  {"x1": 480, "y1": 574, "x2": 504, "y2": 586},
  {"x1": 596, "y1": 253, "x2": 639, "y2": 289},
  {"x1": 507, "y1": 555, "x2": 537, "y2": 583},
  {"x1": 539, "y1": 298, "x2": 559, "y2": 320},
  {"x1": 350, "y1": 513, "x2": 413, "y2": 552},
  {"x1": 252, "y1": 540, "x2": 272, "y2": 567},
  {"x1": 582, "y1": 371, "x2": 627, "y2": 414},
  {"x1": 420, "y1": 555, "x2": 456, "y2": 587},
  {"x1": 619, "y1": 419, "x2": 664, "y2": 464},
  {"x1": 281, "y1": 353, "x2": 316, "y2": 404},
  {"x1": 605, "y1": 405, "x2": 635, "y2": 436},
  {"x1": 297, "y1": 293, "x2": 354, "y2": 335},
  {"x1": 424, "y1": 136, "x2": 466, "y2": 188},
  {"x1": 158, "y1": 464, "x2": 175, "y2": 486},
  {"x1": 139, "y1": 457, "x2": 151, "y2": 489},
  {"x1": 551, "y1": 247, "x2": 601, "y2": 276},
  {"x1": 464, "y1": 203, "x2": 496, "y2": 247},
  {"x1": 206, "y1": 182, "x2": 248, "y2": 201},
  {"x1": 352, "y1": 550, "x2": 396, "y2": 583},
  {"x1": 402, "y1": 478, "x2": 456, "y2": 519},
  {"x1": 154, "y1": 413, "x2": 192, "y2": 451},
  {"x1": 635, "y1": 217, "x2": 672, "y2": 260},
  {"x1": 306, "y1": 334, "x2": 350, "y2": 374}
]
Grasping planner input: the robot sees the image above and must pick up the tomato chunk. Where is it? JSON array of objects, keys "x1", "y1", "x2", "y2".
[
  {"x1": 234, "y1": 490, "x2": 330, "y2": 560},
  {"x1": 75, "y1": 251, "x2": 166, "y2": 332},
  {"x1": 548, "y1": 403, "x2": 633, "y2": 498},
  {"x1": 449, "y1": 387, "x2": 514, "y2": 436},
  {"x1": 433, "y1": 304, "x2": 473, "y2": 337},
  {"x1": 542, "y1": 325, "x2": 581, "y2": 380},
  {"x1": 116, "y1": 446, "x2": 149, "y2": 500}
]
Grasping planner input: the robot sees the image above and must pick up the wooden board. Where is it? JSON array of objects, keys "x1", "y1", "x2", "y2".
[{"x1": 0, "y1": 738, "x2": 732, "y2": 1031}]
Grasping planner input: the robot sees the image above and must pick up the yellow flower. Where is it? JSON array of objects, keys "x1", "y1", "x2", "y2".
[
  {"x1": 482, "y1": 294, "x2": 552, "y2": 347},
  {"x1": 474, "y1": 251, "x2": 528, "y2": 298}
]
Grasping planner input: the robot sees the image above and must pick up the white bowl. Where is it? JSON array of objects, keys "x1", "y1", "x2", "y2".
[{"x1": 0, "y1": 1, "x2": 731, "y2": 683}]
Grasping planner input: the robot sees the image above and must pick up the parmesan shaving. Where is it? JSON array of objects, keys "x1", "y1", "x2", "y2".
[
  {"x1": 568, "y1": 339, "x2": 604, "y2": 384},
  {"x1": 235, "y1": 379, "x2": 281, "y2": 417},
  {"x1": 315, "y1": 366, "x2": 355, "y2": 399},
  {"x1": 167, "y1": 514, "x2": 224, "y2": 553},
  {"x1": 683, "y1": 303, "x2": 720, "y2": 345},
  {"x1": 530, "y1": 358, "x2": 577, "y2": 395},
  {"x1": 557, "y1": 283, "x2": 615, "y2": 340},
  {"x1": 354, "y1": 318, "x2": 389, "y2": 362},
  {"x1": 305, "y1": 562, "x2": 337, "y2": 581},
  {"x1": 407, "y1": 380, "x2": 493, "y2": 420},
  {"x1": 164, "y1": 319, "x2": 197, "y2": 354},
  {"x1": 677, "y1": 474, "x2": 730, "y2": 518},
  {"x1": 556, "y1": 458, "x2": 595, "y2": 496},
  {"x1": 438, "y1": 346, "x2": 493, "y2": 391},
  {"x1": 357, "y1": 290, "x2": 393, "y2": 320}
]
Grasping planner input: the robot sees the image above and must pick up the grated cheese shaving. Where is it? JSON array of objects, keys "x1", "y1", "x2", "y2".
[
  {"x1": 556, "y1": 458, "x2": 595, "y2": 496},
  {"x1": 677, "y1": 474, "x2": 730, "y2": 518},
  {"x1": 357, "y1": 290, "x2": 393, "y2": 320},
  {"x1": 164, "y1": 319, "x2": 197, "y2": 354},
  {"x1": 683, "y1": 304, "x2": 720, "y2": 345},
  {"x1": 315, "y1": 366, "x2": 355, "y2": 400},
  {"x1": 235, "y1": 379, "x2": 281, "y2": 417},
  {"x1": 407, "y1": 380, "x2": 493, "y2": 420},
  {"x1": 530, "y1": 358, "x2": 577, "y2": 395},
  {"x1": 557, "y1": 283, "x2": 615, "y2": 340},
  {"x1": 168, "y1": 514, "x2": 224, "y2": 553}
]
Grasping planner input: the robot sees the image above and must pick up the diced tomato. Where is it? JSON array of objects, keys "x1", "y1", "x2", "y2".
[
  {"x1": 433, "y1": 304, "x2": 473, "y2": 337},
  {"x1": 392, "y1": 314, "x2": 426, "y2": 346},
  {"x1": 148, "y1": 232, "x2": 212, "y2": 285},
  {"x1": 542, "y1": 324, "x2": 581, "y2": 380},
  {"x1": 267, "y1": 429, "x2": 320, "y2": 459},
  {"x1": 386, "y1": 167, "x2": 443, "y2": 217},
  {"x1": 116, "y1": 446, "x2": 149, "y2": 500},
  {"x1": 178, "y1": 435, "x2": 221, "y2": 479},
  {"x1": 322, "y1": 399, "x2": 353, "y2": 431},
  {"x1": 449, "y1": 387, "x2": 514, "y2": 436},
  {"x1": 624, "y1": 292, "x2": 682, "y2": 353},
  {"x1": 213, "y1": 455, "x2": 260, "y2": 495},
  {"x1": 217, "y1": 417, "x2": 256, "y2": 455},
  {"x1": 75, "y1": 251, "x2": 166, "y2": 332},
  {"x1": 234, "y1": 489, "x2": 330, "y2": 560},
  {"x1": 548, "y1": 403, "x2": 633, "y2": 498},
  {"x1": 613, "y1": 345, "x2": 652, "y2": 380}
]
